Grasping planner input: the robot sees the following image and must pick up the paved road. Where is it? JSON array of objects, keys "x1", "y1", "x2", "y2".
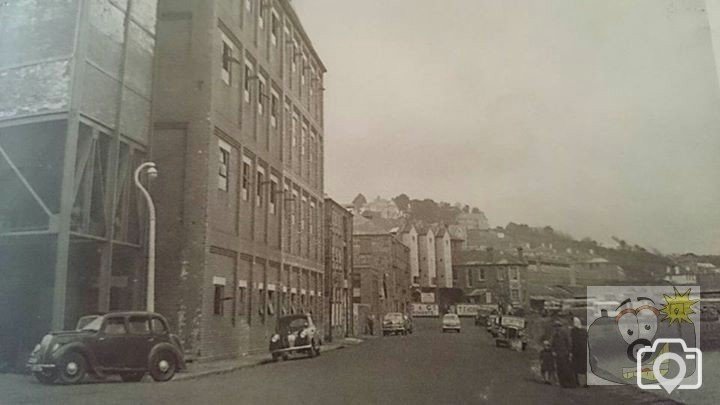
[{"x1": 1, "y1": 318, "x2": 674, "y2": 404}]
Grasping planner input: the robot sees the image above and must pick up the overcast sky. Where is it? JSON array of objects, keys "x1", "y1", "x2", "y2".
[{"x1": 293, "y1": 0, "x2": 720, "y2": 254}]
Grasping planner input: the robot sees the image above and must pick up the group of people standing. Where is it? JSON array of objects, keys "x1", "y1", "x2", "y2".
[{"x1": 540, "y1": 316, "x2": 588, "y2": 388}]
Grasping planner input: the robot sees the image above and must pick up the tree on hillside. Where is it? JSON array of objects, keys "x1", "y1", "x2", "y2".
[
  {"x1": 472, "y1": 207, "x2": 481, "y2": 214},
  {"x1": 393, "y1": 194, "x2": 410, "y2": 213}
]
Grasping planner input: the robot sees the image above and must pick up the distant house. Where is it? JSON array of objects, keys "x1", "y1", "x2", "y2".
[
  {"x1": 452, "y1": 248, "x2": 529, "y2": 311},
  {"x1": 570, "y1": 258, "x2": 625, "y2": 285},
  {"x1": 457, "y1": 212, "x2": 489, "y2": 230},
  {"x1": 396, "y1": 223, "x2": 420, "y2": 286},
  {"x1": 417, "y1": 224, "x2": 437, "y2": 287},
  {"x1": 434, "y1": 226, "x2": 453, "y2": 288},
  {"x1": 363, "y1": 196, "x2": 402, "y2": 219}
]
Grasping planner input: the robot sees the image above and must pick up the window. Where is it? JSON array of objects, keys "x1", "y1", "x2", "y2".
[
  {"x1": 479, "y1": 269, "x2": 486, "y2": 280},
  {"x1": 511, "y1": 289, "x2": 520, "y2": 301},
  {"x1": 128, "y1": 317, "x2": 151, "y2": 334},
  {"x1": 258, "y1": 77, "x2": 265, "y2": 115},
  {"x1": 267, "y1": 291, "x2": 275, "y2": 315},
  {"x1": 258, "y1": 5, "x2": 264, "y2": 29},
  {"x1": 497, "y1": 268, "x2": 505, "y2": 281},
  {"x1": 465, "y1": 271, "x2": 471, "y2": 287},
  {"x1": 245, "y1": 0, "x2": 252, "y2": 12},
  {"x1": 151, "y1": 318, "x2": 167, "y2": 334},
  {"x1": 270, "y1": 91, "x2": 278, "y2": 127},
  {"x1": 241, "y1": 159, "x2": 251, "y2": 201},
  {"x1": 291, "y1": 115, "x2": 298, "y2": 148},
  {"x1": 218, "y1": 139, "x2": 230, "y2": 191},
  {"x1": 271, "y1": 11, "x2": 279, "y2": 46},
  {"x1": 485, "y1": 291, "x2": 492, "y2": 304},
  {"x1": 511, "y1": 267, "x2": 518, "y2": 280},
  {"x1": 291, "y1": 42, "x2": 297, "y2": 72},
  {"x1": 256, "y1": 169, "x2": 264, "y2": 207},
  {"x1": 214, "y1": 284, "x2": 225, "y2": 316},
  {"x1": 237, "y1": 284, "x2": 247, "y2": 316},
  {"x1": 244, "y1": 63, "x2": 252, "y2": 102},
  {"x1": 269, "y1": 178, "x2": 277, "y2": 214},
  {"x1": 301, "y1": 126, "x2": 306, "y2": 156},
  {"x1": 103, "y1": 318, "x2": 127, "y2": 335},
  {"x1": 301, "y1": 55, "x2": 307, "y2": 85},
  {"x1": 221, "y1": 35, "x2": 232, "y2": 85}
]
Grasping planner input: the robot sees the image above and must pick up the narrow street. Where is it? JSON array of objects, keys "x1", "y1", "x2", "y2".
[{"x1": 1, "y1": 319, "x2": 671, "y2": 405}]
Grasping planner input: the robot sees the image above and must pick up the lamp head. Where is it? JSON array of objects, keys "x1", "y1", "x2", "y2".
[{"x1": 147, "y1": 165, "x2": 158, "y2": 179}]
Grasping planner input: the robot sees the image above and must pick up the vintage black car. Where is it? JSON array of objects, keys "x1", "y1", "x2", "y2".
[
  {"x1": 269, "y1": 314, "x2": 321, "y2": 360},
  {"x1": 27, "y1": 311, "x2": 185, "y2": 384}
]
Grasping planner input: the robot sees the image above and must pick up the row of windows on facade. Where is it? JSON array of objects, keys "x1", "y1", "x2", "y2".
[
  {"x1": 218, "y1": 138, "x2": 321, "y2": 237},
  {"x1": 220, "y1": 25, "x2": 322, "y2": 122},
  {"x1": 212, "y1": 284, "x2": 322, "y2": 317},
  {"x1": 453, "y1": 267, "x2": 522, "y2": 286}
]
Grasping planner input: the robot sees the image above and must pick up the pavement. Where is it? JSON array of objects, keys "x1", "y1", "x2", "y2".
[{"x1": 0, "y1": 319, "x2": 689, "y2": 404}]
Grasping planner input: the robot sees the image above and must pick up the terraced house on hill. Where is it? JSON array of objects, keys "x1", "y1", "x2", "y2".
[{"x1": 151, "y1": 0, "x2": 326, "y2": 360}]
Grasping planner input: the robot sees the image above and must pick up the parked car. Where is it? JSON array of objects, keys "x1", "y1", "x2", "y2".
[
  {"x1": 27, "y1": 312, "x2": 185, "y2": 385},
  {"x1": 382, "y1": 313, "x2": 407, "y2": 336},
  {"x1": 403, "y1": 314, "x2": 414, "y2": 334},
  {"x1": 442, "y1": 313, "x2": 461, "y2": 333},
  {"x1": 269, "y1": 314, "x2": 321, "y2": 360},
  {"x1": 495, "y1": 316, "x2": 527, "y2": 351}
]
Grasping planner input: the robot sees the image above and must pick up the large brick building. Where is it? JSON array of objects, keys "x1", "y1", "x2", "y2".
[
  {"x1": 152, "y1": 0, "x2": 326, "y2": 360},
  {"x1": 324, "y1": 198, "x2": 353, "y2": 340},
  {"x1": 352, "y1": 233, "x2": 411, "y2": 330}
]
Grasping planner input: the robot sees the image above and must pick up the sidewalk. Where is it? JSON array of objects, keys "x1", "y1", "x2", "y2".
[{"x1": 174, "y1": 337, "x2": 364, "y2": 382}]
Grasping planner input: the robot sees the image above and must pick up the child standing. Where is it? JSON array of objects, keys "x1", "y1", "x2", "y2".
[{"x1": 540, "y1": 340, "x2": 556, "y2": 385}]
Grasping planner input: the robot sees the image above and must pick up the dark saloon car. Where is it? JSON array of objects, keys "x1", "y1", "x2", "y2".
[
  {"x1": 269, "y1": 314, "x2": 321, "y2": 360},
  {"x1": 27, "y1": 312, "x2": 185, "y2": 384}
]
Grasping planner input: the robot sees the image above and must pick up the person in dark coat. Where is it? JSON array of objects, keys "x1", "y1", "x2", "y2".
[
  {"x1": 570, "y1": 317, "x2": 588, "y2": 387},
  {"x1": 551, "y1": 320, "x2": 577, "y2": 388}
]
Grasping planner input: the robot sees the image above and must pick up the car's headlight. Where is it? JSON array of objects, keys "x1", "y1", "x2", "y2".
[
  {"x1": 271, "y1": 334, "x2": 280, "y2": 343},
  {"x1": 299, "y1": 330, "x2": 307, "y2": 338},
  {"x1": 51, "y1": 343, "x2": 61, "y2": 353}
]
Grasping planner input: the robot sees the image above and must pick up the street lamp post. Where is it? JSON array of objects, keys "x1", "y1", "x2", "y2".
[{"x1": 134, "y1": 162, "x2": 158, "y2": 312}]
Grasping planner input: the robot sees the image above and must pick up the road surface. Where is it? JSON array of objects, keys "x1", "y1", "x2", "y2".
[{"x1": 0, "y1": 318, "x2": 675, "y2": 404}]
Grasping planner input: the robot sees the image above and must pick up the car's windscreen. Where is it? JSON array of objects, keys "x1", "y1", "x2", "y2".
[
  {"x1": 279, "y1": 316, "x2": 309, "y2": 332},
  {"x1": 80, "y1": 316, "x2": 104, "y2": 331},
  {"x1": 385, "y1": 313, "x2": 403, "y2": 321},
  {"x1": 76, "y1": 316, "x2": 100, "y2": 330},
  {"x1": 443, "y1": 315, "x2": 459, "y2": 320}
]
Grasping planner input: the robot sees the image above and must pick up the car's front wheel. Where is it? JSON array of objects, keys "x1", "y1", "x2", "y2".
[
  {"x1": 120, "y1": 371, "x2": 145, "y2": 382},
  {"x1": 57, "y1": 352, "x2": 87, "y2": 385},
  {"x1": 149, "y1": 351, "x2": 177, "y2": 382},
  {"x1": 33, "y1": 370, "x2": 58, "y2": 385}
]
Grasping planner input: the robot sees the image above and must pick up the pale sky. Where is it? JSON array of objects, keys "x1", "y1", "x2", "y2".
[{"x1": 293, "y1": 0, "x2": 720, "y2": 254}]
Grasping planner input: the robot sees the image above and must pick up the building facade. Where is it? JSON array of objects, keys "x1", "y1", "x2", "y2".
[
  {"x1": 417, "y1": 225, "x2": 437, "y2": 287},
  {"x1": 0, "y1": 0, "x2": 157, "y2": 368},
  {"x1": 352, "y1": 234, "x2": 411, "y2": 323},
  {"x1": 452, "y1": 249, "x2": 529, "y2": 312},
  {"x1": 324, "y1": 198, "x2": 353, "y2": 340},
  {"x1": 434, "y1": 226, "x2": 453, "y2": 288},
  {"x1": 152, "y1": 0, "x2": 325, "y2": 360}
]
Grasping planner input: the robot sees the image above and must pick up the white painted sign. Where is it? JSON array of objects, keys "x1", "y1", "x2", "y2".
[{"x1": 410, "y1": 303, "x2": 439, "y2": 317}]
